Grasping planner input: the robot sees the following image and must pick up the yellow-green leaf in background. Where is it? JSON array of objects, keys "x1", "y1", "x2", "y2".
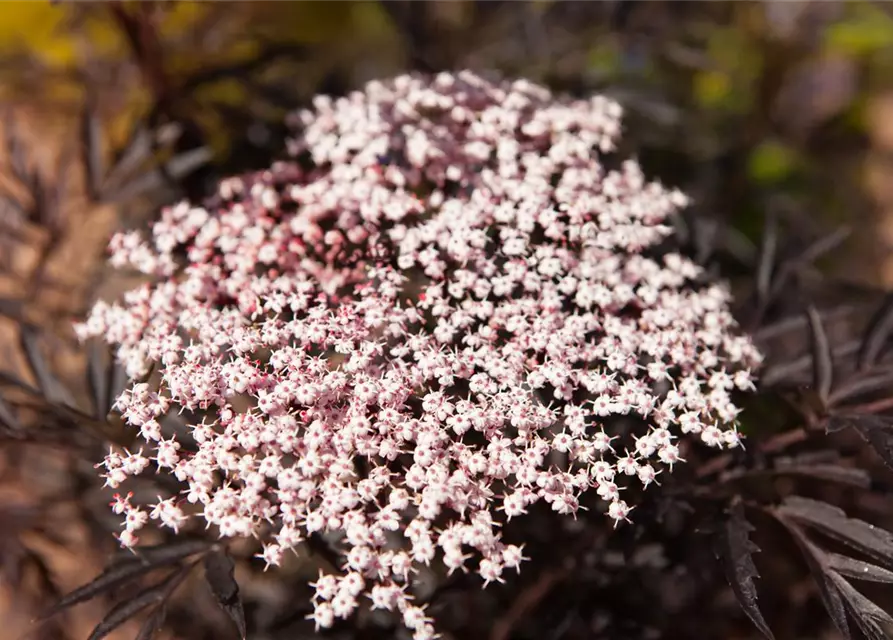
[
  {"x1": 748, "y1": 140, "x2": 798, "y2": 184},
  {"x1": 587, "y1": 41, "x2": 620, "y2": 78},
  {"x1": 694, "y1": 70, "x2": 731, "y2": 108},
  {"x1": 0, "y1": 2, "x2": 75, "y2": 67},
  {"x1": 825, "y1": 3, "x2": 893, "y2": 58},
  {"x1": 694, "y1": 23, "x2": 762, "y2": 114},
  {"x1": 842, "y1": 95, "x2": 869, "y2": 133},
  {"x1": 160, "y1": 0, "x2": 212, "y2": 38},
  {"x1": 243, "y1": 2, "x2": 355, "y2": 44}
]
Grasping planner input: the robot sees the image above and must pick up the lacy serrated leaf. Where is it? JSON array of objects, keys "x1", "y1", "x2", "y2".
[
  {"x1": 830, "y1": 371, "x2": 893, "y2": 405},
  {"x1": 798, "y1": 226, "x2": 852, "y2": 266},
  {"x1": 87, "y1": 568, "x2": 190, "y2": 640},
  {"x1": 827, "y1": 414, "x2": 893, "y2": 471},
  {"x1": 204, "y1": 550, "x2": 246, "y2": 640},
  {"x1": 134, "y1": 604, "x2": 167, "y2": 640},
  {"x1": 859, "y1": 428, "x2": 893, "y2": 472},
  {"x1": 128, "y1": 539, "x2": 211, "y2": 565},
  {"x1": 18, "y1": 327, "x2": 76, "y2": 408},
  {"x1": 43, "y1": 563, "x2": 151, "y2": 619},
  {"x1": 716, "y1": 502, "x2": 774, "y2": 639},
  {"x1": 755, "y1": 304, "x2": 857, "y2": 343},
  {"x1": 778, "y1": 497, "x2": 893, "y2": 569},
  {"x1": 773, "y1": 462, "x2": 871, "y2": 488},
  {"x1": 827, "y1": 554, "x2": 893, "y2": 583},
  {"x1": 828, "y1": 571, "x2": 893, "y2": 640},
  {"x1": 761, "y1": 340, "x2": 860, "y2": 388},
  {"x1": 778, "y1": 519, "x2": 851, "y2": 638},
  {"x1": 103, "y1": 124, "x2": 152, "y2": 194},
  {"x1": 44, "y1": 540, "x2": 208, "y2": 618},
  {"x1": 769, "y1": 227, "x2": 851, "y2": 303},
  {"x1": 858, "y1": 294, "x2": 893, "y2": 370}
]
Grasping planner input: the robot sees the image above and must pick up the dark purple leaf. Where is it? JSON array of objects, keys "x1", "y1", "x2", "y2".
[
  {"x1": 128, "y1": 539, "x2": 211, "y2": 566},
  {"x1": 827, "y1": 413, "x2": 892, "y2": 434},
  {"x1": 806, "y1": 305, "x2": 833, "y2": 406},
  {"x1": 19, "y1": 327, "x2": 76, "y2": 408},
  {"x1": 474, "y1": 0, "x2": 512, "y2": 24},
  {"x1": 830, "y1": 371, "x2": 893, "y2": 405},
  {"x1": 87, "y1": 568, "x2": 190, "y2": 640},
  {"x1": 81, "y1": 94, "x2": 104, "y2": 201},
  {"x1": 0, "y1": 297, "x2": 24, "y2": 320},
  {"x1": 177, "y1": 41, "x2": 310, "y2": 93},
  {"x1": 543, "y1": 0, "x2": 607, "y2": 26},
  {"x1": 756, "y1": 211, "x2": 777, "y2": 305},
  {"x1": 859, "y1": 294, "x2": 893, "y2": 370},
  {"x1": 104, "y1": 169, "x2": 166, "y2": 204},
  {"x1": 715, "y1": 502, "x2": 774, "y2": 639},
  {"x1": 134, "y1": 604, "x2": 167, "y2": 640},
  {"x1": 791, "y1": 226, "x2": 853, "y2": 271},
  {"x1": 756, "y1": 305, "x2": 858, "y2": 343},
  {"x1": 0, "y1": 369, "x2": 41, "y2": 395},
  {"x1": 828, "y1": 414, "x2": 893, "y2": 471},
  {"x1": 828, "y1": 571, "x2": 893, "y2": 640},
  {"x1": 108, "y1": 357, "x2": 128, "y2": 414},
  {"x1": 769, "y1": 227, "x2": 852, "y2": 301},
  {"x1": 610, "y1": 0, "x2": 636, "y2": 30},
  {"x1": 778, "y1": 449, "x2": 840, "y2": 464},
  {"x1": 378, "y1": 0, "x2": 436, "y2": 73},
  {"x1": 43, "y1": 562, "x2": 150, "y2": 619},
  {"x1": 827, "y1": 554, "x2": 893, "y2": 584},
  {"x1": 102, "y1": 124, "x2": 152, "y2": 194},
  {"x1": 778, "y1": 519, "x2": 851, "y2": 638},
  {"x1": 27, "y1": 169, "x2": 51, "y2": 227},
  {"x1": 777, "y1": 497, "x2": 893, "y2": 569},
  {"x1": 204, "y1": 549, "x2": 246, "y2": 640},
  {"x1": 164, "y1": 146, "x2": 212, "y2": 181},
  {"x1": 760, "y1": 339, "x2": 860, "y2": 388},
  {"x1": 0, "y1": 392, "x2": 21, "y2": 432},
  {"x1": 773, "y1": 462, "x2": 871, "y2": 488},
  {"x1": 49, "y1": 145, "x2": 72, "y2": 229},
  {"x1": 44, "y1": 540, "x2": 208, "y2": 618},
  {"x1": 86, "y1": 341, "x2": 110, "y2": 420},
  {"x1": 5, "y1": 114, "x2": 29, "y2": 181},
  {"x1": 0, "y1": 193, "x2": 27, "y2": 221}
]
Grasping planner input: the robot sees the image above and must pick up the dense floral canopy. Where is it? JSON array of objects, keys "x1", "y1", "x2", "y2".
[{"x1": 77, "y1": 71, "x2": 761, "y2": 638}]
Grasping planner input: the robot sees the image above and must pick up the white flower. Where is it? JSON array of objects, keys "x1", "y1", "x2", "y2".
[{"x1": 76, "y1": 70, "x2": 760, "y2": 638}]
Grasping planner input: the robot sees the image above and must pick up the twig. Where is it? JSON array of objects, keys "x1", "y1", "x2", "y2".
[
  {"x1": 378, "y1": 1, "x2": 437, "y2": 73},
  {"x1": 842, "y1": 396, "x2": 893, "y2": 416},
  {"x1": 695, "y1": 427, "x2": 810, "y2": 479},
  {"x1": 108, "y1": 2, "x2": 171, "y2": 110},
  {"x1": 490, "y1": 566, "x2": 571, "y2": 640}
]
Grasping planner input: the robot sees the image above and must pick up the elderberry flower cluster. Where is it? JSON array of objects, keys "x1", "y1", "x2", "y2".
[{"x1": 76, "y1": 71, "x2": 761, "y2": 638}]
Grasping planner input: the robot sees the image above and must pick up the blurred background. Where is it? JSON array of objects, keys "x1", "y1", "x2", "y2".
[{"x1": 0, "y1": 2, "x2": 892, "y2": 639}]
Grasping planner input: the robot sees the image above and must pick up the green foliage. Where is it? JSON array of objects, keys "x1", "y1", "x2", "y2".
[
  {"x1": 825, "y1": 3, "x2": 893, "y2": 58},
  {"x1": 749, "y1": 140, "x2": 799, "y2": 185}
]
